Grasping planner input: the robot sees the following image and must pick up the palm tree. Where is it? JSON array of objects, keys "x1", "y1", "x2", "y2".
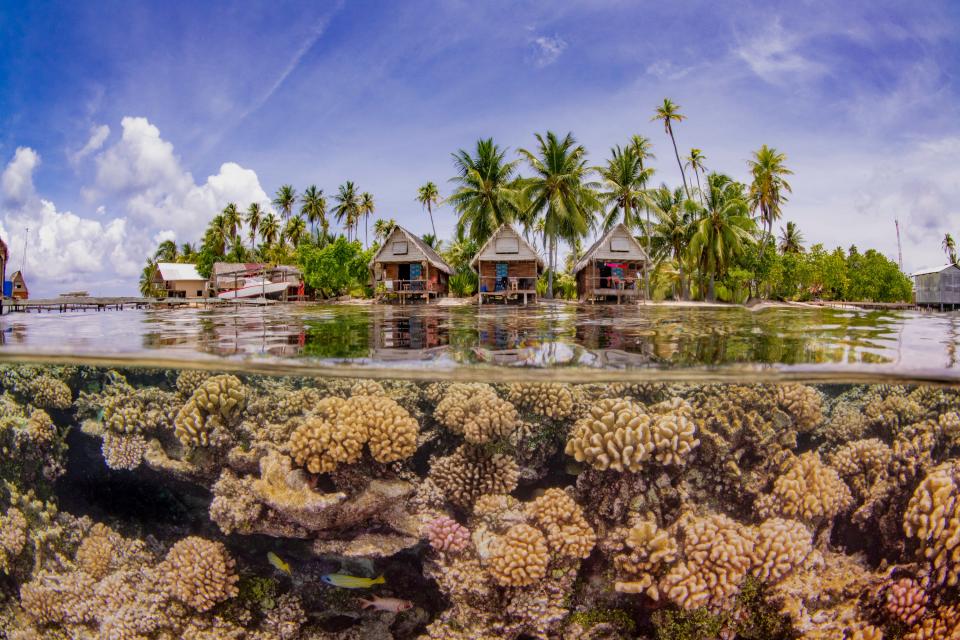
[
  {"x1": 448, "y1": 138, "x2": 523, "y2": 244},
  {"x1": 943, "y1": 233, "x2": 957, "y2": 265},
  {"x1": 778, "y1": 221, "x2": 805, "y2": 254},
  {"x1": 417, "y1": 182, "x2": 441, "y2": 238},
  {"x1": 284, "y1": 215, "x2": 307, "y2": 247},
  {"x1": 333, "y1": 181, "x2": 361, "y2": 242},
  {"x1": 139, "y1": 261, "x2": 159, "y2": 297},
  {"x1": 360, "y1": 192, "x2": 375, "y2": 248},
  {"x1": 300, "y1": 186, "x2": 328, "y2": 239},
  {"x1": 203, "y1": 214, "x2": 228, "y2": 255},
  {"x1": 650, "y1": 185, "x2": 695, "y2": 299},
  {"x1": 689, "y1": 173, "x2": 756, "y2": 301},
  {"x1": 422, "y1": 233, "x2": 442, "y2": 251},
  {"x1": 272, "y1": 185, "x2": 297, "y2": 222},
  {"x1": 180, "y1": 242, "x2": 197, "y2": 261},
  {"x1": 153, "y1": 239, "x2": 179, "y2": 262},
  {"x1": 374, "y1": 218, "x2": 397, "y2": 243},
  {"x1": 597, "y1": 145, "x2": 653, "y2": 232},
  {"x1": 685, "y1": 149, "x2": 707, "y2": 205},
  {"x1": 748, "y1": 145, "x2": 793, "y2": 258},
  {"x1": 222, "y1": 203, "x2": 241, "y2": 242},
  {"x1": 518, "y1": 131, "x2": 600, "y2": 299},
  {"x1": 245, "y1": 203, "x2": 263, "y2": 249},
  {"x1": 630, "y1": 134, "x2": 655, "y2": 170},
  {"x1": 651, "y1": 98, "x2": 691, "y2": 200},
  {"x1": 260, "y1": 213, "x2": 280, "y2": 246}
]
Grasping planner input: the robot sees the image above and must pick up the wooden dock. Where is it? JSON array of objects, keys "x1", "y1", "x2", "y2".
[
  {"x1": 1, "y1": 296, "x2": 229, "y2": 313},
  {"x1": 808, "y1": 300, "x2": 917, "y2": 311}
]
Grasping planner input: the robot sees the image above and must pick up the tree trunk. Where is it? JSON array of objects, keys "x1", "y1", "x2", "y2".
[
  {"x1": 428, "y1": 203, "x2": 436, "y2": 237},
  {"x1": 695, "y1": 170, "x2": 704, "y2": 206},
  {"x1": 547, "y1": 234, "x2": 555, "y2": 299},
  {"x1": 669, "y1": 126, "x2": 691, "y2": 201},
  {"x1": 644, "y1": 206, "x2": 651, "y2": 302},
  {"x1": 707, "y1": 275, "x2": 715, "y2": 302}
]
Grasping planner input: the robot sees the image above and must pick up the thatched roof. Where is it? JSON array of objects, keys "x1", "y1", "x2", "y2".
[
  {"x1": 573, "y1": 223, "x2": 649, "y2": 274},
  {"x1": 369, "y1": 226, "x2": 453, "y2": 274},
  {"x1": 470, "y1": 224, "x2": 545, "y2": 269}
]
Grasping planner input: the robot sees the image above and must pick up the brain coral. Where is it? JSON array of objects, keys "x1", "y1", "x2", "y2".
[
  {"x1": 564, "y1": 398, "x2": 655, "y2": 472},
  {"x1": 435, "y1": 383, "x2": 519, "y2": 444},
  {"x1": 504, "y1": 383, "x2": 580, "y2": 420},
  {"x1": 904, "y1": 461, "x2": 960, "y2": 587},
  {"x1": 430, "y1": 445, "x2": 520, "y2": 508},
  {"x1": 487, "y1": 523, "x2": 550, "y2": 587},
  {"x1": 161, "y1": 536, "x2": 238, "y2": 611},
  {"x1": 758, "y1": 451, "x2": 853, "y2": 525},
  {"x1": 525, "y1": 488, "x2": 595, "y2": 559}
]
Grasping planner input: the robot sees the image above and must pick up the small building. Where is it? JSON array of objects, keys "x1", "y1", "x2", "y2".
[
  {"x1": 212, "y1": 262, "x2": 303, "y2": 300},
  {"x1": 369, "y1": 226, "x2": 453, "y2": 303},
  {"x1": 912, "y1": 263, "x2": 960, "y2": 309},
  {"x1": 152, "y1": 262, "x2": 209, "y2": 298},
  {"x1": 9, "y1": 270, "x2": 28, "y2": 300},
  {"x1": 573, "y1": 223, "x2": 649, "y2": 303},
  {"x1": 470, "y1": 224, "x2": 544, "y2": 304}
]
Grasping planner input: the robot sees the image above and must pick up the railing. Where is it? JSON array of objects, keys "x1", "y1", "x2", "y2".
[
  {"x1": 479, "y1": 276, "x2": 538, "y2": 293},
  {"x1": 380, "y1": 279, "x2": 433, "y2": 293},
  {"x1": 584, "y1": 276, "x2": 641, "y2": 292}
]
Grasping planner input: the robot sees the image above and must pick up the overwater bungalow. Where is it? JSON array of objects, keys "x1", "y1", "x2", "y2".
[
  {"x1": 573, "y1": 223, "x2": 649, "y2": 303},
  {"x1": 369, "y1": 226, "x2": 453, "y2": 303},
  {"x1": 151, "y1": 263, "x2": 210, "y2": 299},
  {"x1": 912, "y1": 263, "x2": 960, "y2": 310},
  {"x1": 471, "y1": 224, "x2": 544, "y2": 305},
  {"x1": 9, "y1": 270, "x2": 28, "y2": 300}
]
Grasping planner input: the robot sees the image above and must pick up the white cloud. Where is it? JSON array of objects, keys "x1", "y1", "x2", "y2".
[
  {"x1": 69, "y1": 124, "x2": 110, "y2": 165},
  {"x1": 531, "y1": 35, "x2": 567, "y2": 68},
  {"x1": 0, "y1": 147, "x2": 142, "y2": 294},
  {"x1": 645, "y1": 59, "x2": 694, "y2": 81},
  {"x1": 734, "y1": 18, "x2": 823, "y2": 85},
  {"x1": 1, "y1": 147, "x2": 40, "y2": 206},
  {"x1": 89, "y1": 116, "x2": 270, "y2": 238}
]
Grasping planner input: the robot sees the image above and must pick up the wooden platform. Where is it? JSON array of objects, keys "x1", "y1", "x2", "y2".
[
  {"x1": 479, "y1": 289, "x2": 537, "y2": 305},
  {"x1": 1, "y1": 296, "x2": 228, "y2": 313}
]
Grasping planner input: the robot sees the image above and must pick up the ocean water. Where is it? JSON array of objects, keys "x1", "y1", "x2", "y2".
[{"x1": 1, "y1": 305, "x2": 959, "y2": 639}]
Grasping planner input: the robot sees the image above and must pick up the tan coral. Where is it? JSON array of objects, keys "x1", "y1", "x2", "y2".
[
  {"x1": 884, "y1": 577, "x2": 928, "y2": 626},
  {"x1": 76, "y1": 525, "x2": 116, "y2": 580},
  {"x1": 289, "y1": 416, "x2": 365, "y2": 474},
  {"x1": 486, "y1": 523, "x2": 550, "y2": 587},
  {"x1": 613, "y1": 518, "x2": 678, "y2": 598},
  {"x1": 174, "y1": 375, "x2": 246, "y2": 447},
  {"x1": 829, "y1": 438, "x2": 892, "y2": 499},
  {"x1": 504, "y1": 383, "x2": 580, "y2": 420},
  {"x1": 27, "y1": 375, "x2": 72, "y2": 410},
  {"x1": 525, "y1": 488, "x2": 595, "y2": 559},
  {"x1": 904, "y1": 461, "x2": 960, "y2": 587},
  {"x1": 101, "y1": 432, "x2": 148, "y2": 470},
  {"x1": 758, "y1": 451, "x2": 853, "y2": 525},
  {"x1": 903, "y1": 604, "x2": 960, "y2": 640},
  {"x1": 650, "y1": 410, "x2": 700, "y2": 466},
  {"x1": 176, "y1": 369, "x2": 211, "y2": 397},
  {"x1": 25, "y1": 410, "x2": 56, "y2": 445},
  {"x1": 436, "y1": 383, "x2": 519, "y2": 444},
  {"x1": 564, "y1": 398, "x2": 655, "y2": 472},
  {"x1": 775, "y1": 384, "x2": 823, "y2": 431},
  {"x1": 749, "y1": 517, "x2": 814, "y2": 583},
  {"x1": 344, "y1": 395, "x2": 419, "y2": 463},
  {"x1": 430, "y1": 445, "x2": 520, "y2": 508},
  {"x1": 844, "y1": 623, "x2": 884, "y2": 640},
  {"x1": 160, "y1": 536, "x2": 238, "y2": 611},
  {"x1": 350, "y1": 379, "x2": 386, "y2": 397},
  {"x1": 0, "y1": 507, "x2": 27, "y2": 573}
]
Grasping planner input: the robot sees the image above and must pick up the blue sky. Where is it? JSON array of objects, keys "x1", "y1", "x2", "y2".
[{"x1": 1, "y1": 0, "x2": 958, "y2": 295}]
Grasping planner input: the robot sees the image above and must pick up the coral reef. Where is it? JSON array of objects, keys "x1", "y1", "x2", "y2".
[
  {"x1": 429, "y1": 445, "x2": 520, "y2": 509},
  {"x1": 435, "y1": 383, "x2": 520, "y2": 444}
]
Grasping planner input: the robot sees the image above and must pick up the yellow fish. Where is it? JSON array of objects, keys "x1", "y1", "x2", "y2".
[
  {"x1": 267, "y1": 552, "x2": 292, "y2": 576},
  {"x1": 321, "y1": 573, "x2": 385, "y2": 589}
]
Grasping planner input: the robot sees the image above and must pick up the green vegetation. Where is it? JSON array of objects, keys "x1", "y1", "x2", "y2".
[
  {"x1": 567, "y1": 607, "x2": 636, "y2": 633},
  {"x1": 142, "y1": 100, "x2": 913, "y2": 302}
]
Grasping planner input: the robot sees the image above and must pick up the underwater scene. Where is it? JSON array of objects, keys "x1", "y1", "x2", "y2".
[{"x1": 2, "y1": 362, "x2": 960, "y2": 639}]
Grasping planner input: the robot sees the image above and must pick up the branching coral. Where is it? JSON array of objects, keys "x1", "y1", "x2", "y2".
[
  {"x1": 504, "y1": 383, "x2": 580, "y2": 420},
  {"x1": 884, "y1": 577, "x2": 927, "y2": 626},
  {"x1": 0, "y1": 507, "x2": 27, "y2": 573},
  {"x1": 565, "y1": 398, "x2": 655, "y2": 472},
  {"x1": 486, "y1": 523, "x2": 550, "y2": 587},
  {"x1": 174, "y1": 374, "x2": 246, "y2": 447},
  {"x1": 100, "y1": 432, "x2": 148, "y2": 470},
  {"x1": 160, "y1": 536, "x2": 239, "y2": 611},
  {"x1": 424, "y1": 515, "x2": 471, "y2": 553},
  {"x1": 613, "y1": 518, "x2": 678, "y2": 598},
  {"x1": 749, "y1": 517, "x2": 814, "y2": 583},
  {"x1": 774, "y1": 384, "x2": 823, "y2": 432},
  {"x1": 429, "y1": 445, "x2": 520, "y2": 509},
  {"x1": 436, "y1": 383, "x2": 519, "y2": 444},
  {"x1": 25, "y1": 375, "x2": 72, "y2": 410},
  {"x1": 757, "y1": 451, "x2": 853, "y2": 526},
  {"x1": 289, "y1": 416, "x2": 365, "y2": 474},
  {"x1": 525, "y1": 488, "x2": 595, "y2": 559},
  {"x1": 829, "y1": 438, "x2": 892, "y2": 500},
  {"x1": 904, "y1": 461, "x2": 960, "y2": 587}
]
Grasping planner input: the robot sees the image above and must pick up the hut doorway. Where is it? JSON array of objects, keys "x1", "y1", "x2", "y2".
[
  {"x1": 599, "y1": 263, "x2": 612, "y2": 288},
  {"x1": 398, "y1": 263, "x2": 411, "y2": 282}
]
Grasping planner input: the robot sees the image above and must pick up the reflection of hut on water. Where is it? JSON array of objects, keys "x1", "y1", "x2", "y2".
[
  {"x1": 471, "y1": 225, "x2": 544, "y2": 305},
  {"x1": 573, "y1": 223, "x2": 649, "y2": 303},
  {"x1": 370, "y1": 227, "x2": 453, "y2": 303}
]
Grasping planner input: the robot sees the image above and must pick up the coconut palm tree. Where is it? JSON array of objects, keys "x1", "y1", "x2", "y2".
[
  {"x1": 518, "y1": 131, "x2": 600, "y2": 299},
  {"x1": 597, "y1": 145, "x2": 653, "y2": 232},
  {"x1": 272, "y1": 185, "x2": 297, "y2": 222},
  {"x1": 139, "y1": 261, "x2": 160, "y2": 297},
  {"x1": 180, "y1": 243, "x2": 197, "y2": 261},
  {"x1": 203, "y1": 214, "x2": 228, "y2": 255},
  {"x1": 690, "y1": 173, "x2": 756, "y2": 301},
  {"x1": 333, "y1": 181, "x2": 361, "y2": 242},
  {"x1": 417, "y1": 182, "x2": 441, "y2": 238},
  {"x1": 222, "y1": 203, "x2": 241, "y2": 242},
  {"x1": 778, "y1": 221, "x2": 805, "y2": 254},
  {"x1": 748, "y1": 145, "x2": 793, "y2": 258},
  {"x1": 630, "y1": 134, "x2": 655, "y2": 170},
  {"x1": 284, "y1": 215, "x2": 307, "y2": 247},
  {"x1": 651, "y1": 98, "x2": 691, "y2": 200},
  {"x1": 300, "y1": 186, "x2": 327, "y2": 240},
  {"x1": 685, "y1": 149, "x2": 707, "y2": 205},
  {"x1": 245, "y1": 203, "x2": 263, "y2": 249},
  {"x1": 422, "y1": 233, "x2": 442, "y2": 251},
  {"x1": 360, "y1": 192, "x2": 375, "y2": 248},
  {"x1": 448, "y1": 138, "x2": 523, "y2": 244},
  {"x1": 650, "y1": 185, "x2": 695, "y2": 299},
  {"x1": 153, "y1": 239, "x2": 179, "y2": 262},
  {"x1": 260, "y1": 213, "x2": 280, "y2": 246},
  {"x1": 943, "y1": 233, "x2": 957, "y2": 265},
  {"x1": 374, "y1": 218, "x2": 397, "y2": 243}
]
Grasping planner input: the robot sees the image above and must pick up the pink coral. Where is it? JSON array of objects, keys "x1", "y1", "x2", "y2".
[
  {"x1": 885, "y1": 577, "x2": 928, "y2": 626},
  {"x1": 424, "y1": 516, "x2": 470, "y2": 553}
]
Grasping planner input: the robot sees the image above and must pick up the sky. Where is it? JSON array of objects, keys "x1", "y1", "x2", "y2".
[{"x1": 1, "y1": 0, "x2": 959, "y2": 297}]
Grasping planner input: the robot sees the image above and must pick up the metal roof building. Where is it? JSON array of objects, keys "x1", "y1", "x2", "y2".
[{"x1": 911, "y1": 263, "x2": 960, "y2": 308}]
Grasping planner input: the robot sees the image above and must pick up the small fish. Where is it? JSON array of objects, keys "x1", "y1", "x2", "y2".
[
  {"x1": 267, "y1": 552, "x2": 292, "y2": 576},
  {"x1": 359, "y1": 596, "x2": 414, "y2": 613},
  {"x1": 321, "y1": 573, "x2": 386, "y2": 589}
]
